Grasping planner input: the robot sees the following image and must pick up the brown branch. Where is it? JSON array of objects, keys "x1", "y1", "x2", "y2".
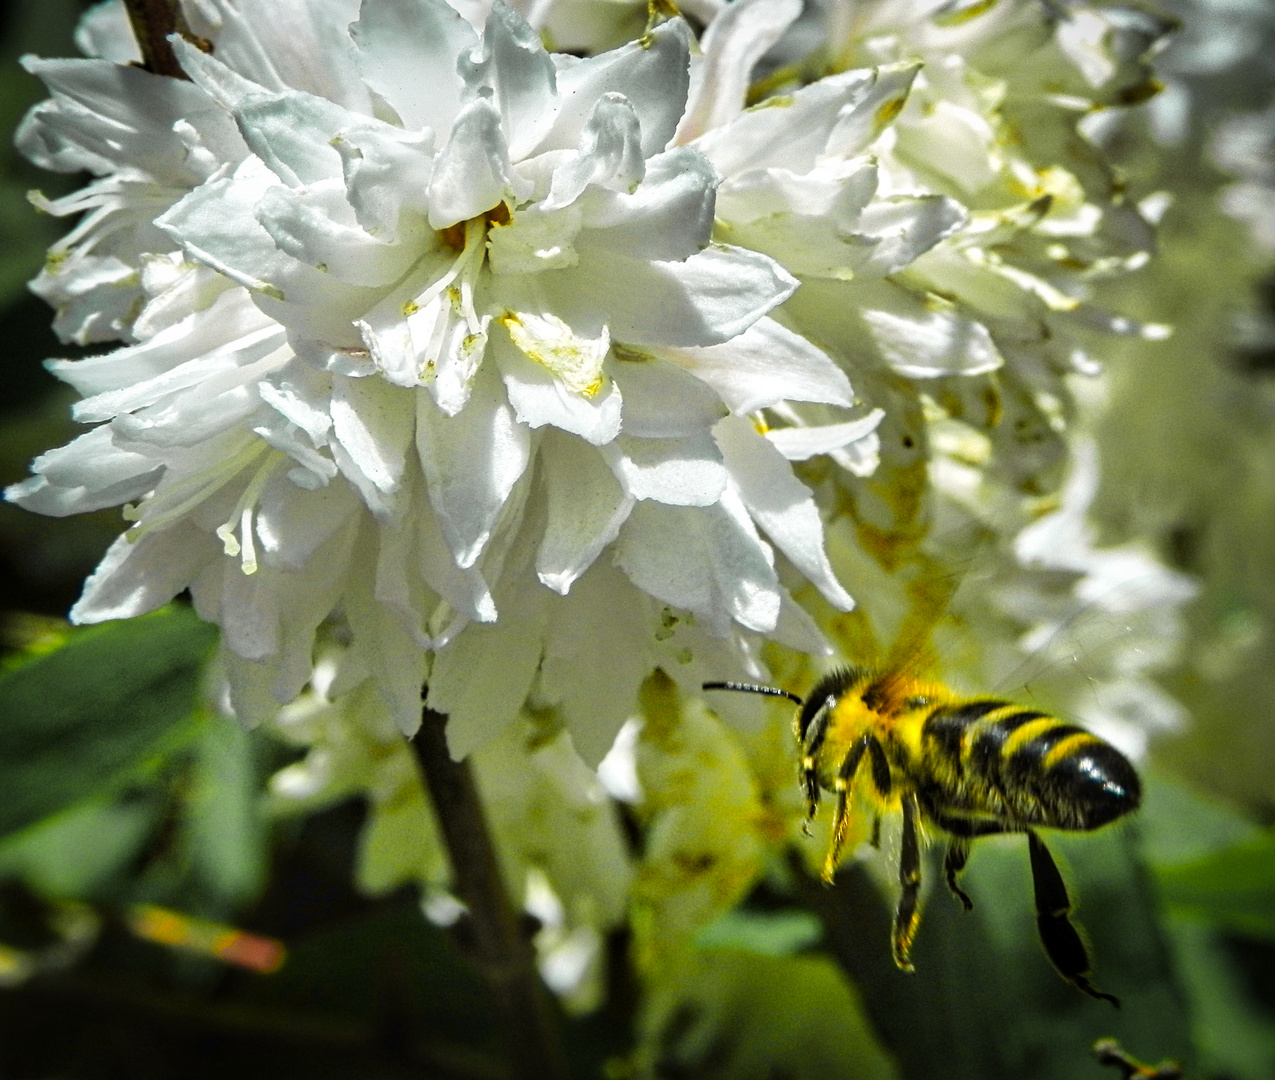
[
  {"x1": 412, "y1": 707, "x2": 571, "y2": 1080},
  {"x1": 122, "y1": 0, "x2": 203, "y2": 79}
]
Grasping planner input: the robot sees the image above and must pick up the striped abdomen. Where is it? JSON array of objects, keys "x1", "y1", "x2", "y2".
[{"x1": 917, "y1": 699, "x2": 1140, "y2": 831}]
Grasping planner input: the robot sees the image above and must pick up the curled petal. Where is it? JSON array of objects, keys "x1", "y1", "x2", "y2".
[
  {"x1": 461, "y1": 2, "x2": 559, "y2": 161},
  {"x1": 677, "y1": 0, "x2": 802, "y2": 142},
  {"x1": 765, "y1": 410, "x2": 885, "y2": 461},
  {"x1": 428, "y1": 98, "x2": 530, "y2": 228},
  {"x1": 542, "y1": 18, "x2": 692, "y2": 158},
  {"x1": 543, "y1": 93, "x2": 645, "y2": 211}
]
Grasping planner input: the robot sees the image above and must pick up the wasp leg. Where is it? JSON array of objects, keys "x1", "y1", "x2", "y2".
[
  {"x1": 892, "y1": 795, "x2": 923, "y2": 972},
  {"x1": 822, "y1": 736, "x2": 870, "y2": 882},
  {"x1": 1027, "y1": 831, "x2": 1120, "y2": 1008},
  {"x1": 944, "y1": 838, "x2": 974, "y2": 912},
  {"x1": 866, "y1": 738, "x2": 892, "y2": 798},
  {"x1": 799, "y1": 701, "x2": 833, "y2": 823}
]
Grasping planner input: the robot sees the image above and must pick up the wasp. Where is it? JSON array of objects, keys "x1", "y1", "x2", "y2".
[{"x1": 704, "y1": 661, "x2": 1140, "y2": 1006}]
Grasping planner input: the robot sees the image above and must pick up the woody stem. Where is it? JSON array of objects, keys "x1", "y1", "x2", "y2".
[
  {"x1": 122, "y1": 0, "x2": 192, "y2": 79},
  {"x1": 411, "y1": 706, "x2": 571, "y2": 1080}
]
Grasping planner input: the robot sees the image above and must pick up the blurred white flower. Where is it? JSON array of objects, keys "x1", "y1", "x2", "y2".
[{"x1": 268, "y1": 646, "x2": 631, "y2": 1009}]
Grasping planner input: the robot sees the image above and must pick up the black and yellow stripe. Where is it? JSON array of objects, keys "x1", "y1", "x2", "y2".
[{"x1": 920, "y1": 699, "x2": 1139, "y2": 829}]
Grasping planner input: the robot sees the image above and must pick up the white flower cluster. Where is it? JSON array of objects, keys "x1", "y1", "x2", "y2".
[{"x1": 9, "y1": 0, "x2": 1180, "y2": 773}]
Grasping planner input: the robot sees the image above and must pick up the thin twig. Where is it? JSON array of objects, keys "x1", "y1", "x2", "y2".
[
  {"x1": 412, "y1": 707, "x2": 571, "y2": 1080},
  {"x1": 122, "y1": 0, "x2": 202, "y2": 79}
]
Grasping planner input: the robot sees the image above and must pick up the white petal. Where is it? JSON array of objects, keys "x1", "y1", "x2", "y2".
[
  {"x1": 691, "y1": 66, "x2": 887, "y2": 176},
  {"x1": 329, "y1": 375, "x2": 415, "y2": 503},
  {"x1": 189, "y1": 0, "x2": 373, "y2": 113},
  {"x1": 75, "y1": 2, "x2": 141, "y2": 63},
  {"x1": 892, "y1": 101, "x2": 998, "y2": 196},
  {"x1": 536, "y1": 432, "x2": 633, "y2": 594},
  {"x1": 172, "y1": 35, "x2": 265, "y2": 108},
  {"x1": 541, "y1": 19, "x2": 691, "y2": 158},
  {"x1": 71, "y1": 325, "x2": 285, "y2": 423},
  {"x1": 574, "y1": 146, "x2": 718, "y2": 263},
  {"x1": 765, "y1": 410, "x2": 885, "y2": 461},
  {"x1": 541, "y1": 244, "x2": 795, "y2": 348},
  {"x1": 715, "y1": 157, "x2": 878, "y2": 227},
  {"x1": 20, "y1": 54, "x2": 245, "y2": 179},
  {"x1": 6, "y1": 425, "x2": 161, "y2": 516},
  {"x1": 373, "y1": 468, "x2": 496, "y2": 629},
  {"x1": 677, "y1": 0, "x2": 802, "y2": 143},
  {"x1": 255, "y1": 180, "x2": 420, "y2": 287},
  {"x1": 772, "y1": 590, "x2": 832, "y2": 655},
  {"x1": 538, "y1": 563, "x2": 651, "y2": 766},
  {"x1": 825, "y1": 62, "x2": 922, "y2": 158},
  {"x1": 604, "y1": 433, "x2": 727, "y2": 507},
  {"x1": 257, "y1": 368, "x2": 334, "y2": 445},
  {"x1": 486, "y1": 202, "x2": 582, "y2": 275},
  {"x1": 156, "y1": 160, "x2": 382, "y2": 345},
  {"x1": 715, "y1": 416, "x2": 853, "y2": 611},
  {"x1": 661, "y1": 317, "x2": 853, "y2": 413},
  {"x1": 354, "y1": 246, "x2": 481, "y2": 392},
  {"x1": 609, "y1": 354, "x2": 726, "y2": 438},
  {"x1": 462, "y1": 2, "x2": 558, "y2": 161},
  {"x1": 492, "y1": 317, "x2": 623, "y2": 445},
  {"x1": 416, "y1": 361, "x2": 531, "y2": 569},
  {"x1": 428, "y1": 577, "x2": 549, "y2": 760},
  {"x1": 346, "y1": 549, "x2": 434, "y2": 731},
  {"x1": 861, "y1": 304, "x2": 1004, "y2": 378},
  {"x1": 333, "y1": 124, "x2": 434, "y2": 236},
  {"x1": 543, "y1": 93, "x2": 644, "y2": 211},
  {"x1": 70, "y1": 521, "x2": 217, "y2": 623},
  {"x1": 614, "y1": 492, "x2": 780, "y2": 635},
  {"x1": 428, "y1": 98, "x2": 528, "y2": 228},
  {"x1": 232, "y1": 88, "x2": 356, "y2": 187},
  {"x1": 349, "y1": 0, "x2": 477, "y2": 133},
  {"x1": 851, "y1": 196, "x2": 967, "y2": 277},
  {"x1": 254, "y1": 478, "x2": 361, "y2": 570}
]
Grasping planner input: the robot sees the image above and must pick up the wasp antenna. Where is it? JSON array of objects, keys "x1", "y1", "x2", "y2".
[{"x1": 702, "y1": 681, "x2": 804, "y2": 706}]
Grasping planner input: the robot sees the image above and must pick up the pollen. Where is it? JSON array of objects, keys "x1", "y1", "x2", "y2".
[{"x1": 502, "y1": 310, "x2": 610, "y2": 398}]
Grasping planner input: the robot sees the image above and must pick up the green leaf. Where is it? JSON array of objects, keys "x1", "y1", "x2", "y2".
[
  {"x1": 0, "y1": 606, "x2": 217, "y2": 839},
  {"x1": 183, "y1": 718, "x2": 269, "y2": 911},
  {"x1": 0, "y1": 797, "x2": 157, "y2": 899},
  {"x1": 637, "y1": 950, "x2": 898, "y2": 1080},
  {"x1": 1155, "y1": 831, "x2": 1275, "y2": 941},
  {"x1": 1163, "y1": 920, "x2": 1275, "y2": 1080}
]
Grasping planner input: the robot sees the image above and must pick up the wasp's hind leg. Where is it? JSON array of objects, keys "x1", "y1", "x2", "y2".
[
  {"x1": 891, "y1": 794, "x2": 923, "y2": 972},
  {"x1": 1027, "y1": 831, "x2": 1120, "y2": 1008},
  {"x1": 943, "y1": 838, "x2": 974, "y2": 912}
]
